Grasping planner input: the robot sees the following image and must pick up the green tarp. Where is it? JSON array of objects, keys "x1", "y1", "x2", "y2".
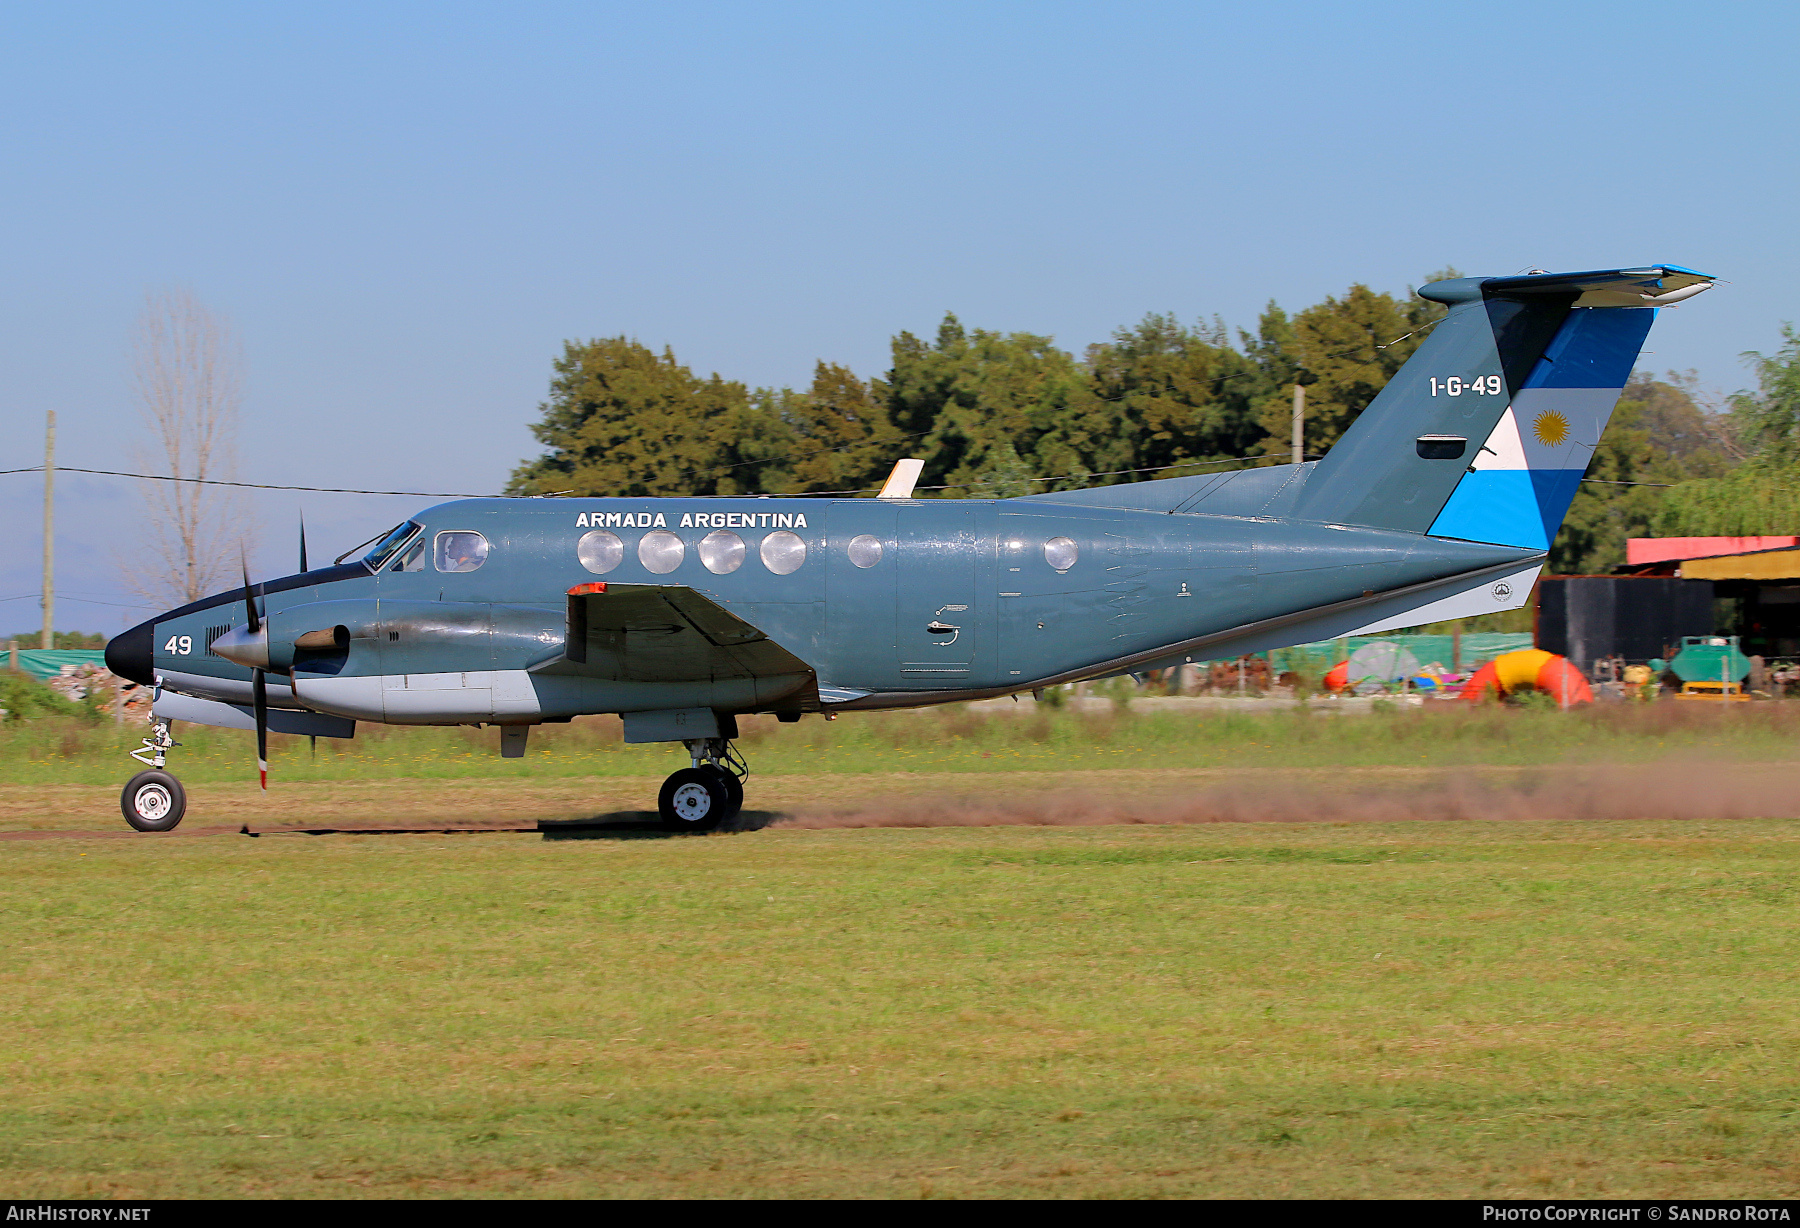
[
  {"x1": 7, "y1": 649, "x2": 109, "y2": 681},
  {"x1": 1266, "y1": 633, "x2": 1533, "y2": 676}
]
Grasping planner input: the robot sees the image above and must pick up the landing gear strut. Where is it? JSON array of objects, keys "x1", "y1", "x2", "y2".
[
  {"x1": 657, "y1": 737, "x2": 747, "y2": 833},
  {"x1": 122, "y1": 718, "x2": 186, "y2": 832}
]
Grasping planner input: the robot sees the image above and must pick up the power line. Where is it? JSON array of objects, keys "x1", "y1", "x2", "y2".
[
  {"x1": 0, "y1": 466, "x2": 500, "y2": 498},
  {"x1": 0, "y1": 592, "x2": 159, "y2": 609}
]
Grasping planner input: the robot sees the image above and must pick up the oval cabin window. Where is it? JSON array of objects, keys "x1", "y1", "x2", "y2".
[
  {"x1": 638, "y1": 530, "x2": 685, "y2": 575},
  {"x1": 577, "y1": 530, "x2": 624, "y2": 574},
  {"x1": 760, "y1": 530, "x2": 807, "y2": 575},
  {"x1": 698, "y1": 530, "x2": 746, "y2": 574},
  {"x1": 848, "y1": 534, "x2": 883, "y2": 569},
  {"x1": 1043, "y1": 537, "x2": 1078, "y2": 572}
]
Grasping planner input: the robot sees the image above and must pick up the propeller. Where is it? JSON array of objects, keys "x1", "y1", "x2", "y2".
[
  {"x1": 300, "y1": 513, "x2": 316, "y2": 759},
  {"x1": 241, "y1": 559, "x2": 269, "y2": 792}
]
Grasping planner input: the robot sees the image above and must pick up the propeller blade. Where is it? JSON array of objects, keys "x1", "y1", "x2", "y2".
[
  {"x1": 252, "y1": 667, "x2": 268, "y2": 791},
  {"x1": 240, "y1": 558, "x2": 261, "y2": 635},
  {"x1": 298, "y1": 512, "x2": 309, "y2": 573}
]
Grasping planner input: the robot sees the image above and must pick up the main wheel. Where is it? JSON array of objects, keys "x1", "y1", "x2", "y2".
[
  {"x1": 657, "y1": 767, "x2": 731, "y2": 833},
  {"x1": 699, "y1": 764, "x2": 745, "y2": 819},
  {"x1": 121, "y1": 770, "x2": 186, "y2": 832}
]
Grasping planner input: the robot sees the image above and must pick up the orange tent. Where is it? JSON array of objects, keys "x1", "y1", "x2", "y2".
[{"x1": 1458, "y1": 649, "x2": 1592, "y2": 705}]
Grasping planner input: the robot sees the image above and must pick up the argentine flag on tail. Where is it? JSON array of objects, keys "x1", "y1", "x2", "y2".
[{"x1": 1427, "y1": 306, "x2": 1656, "y2": 551}]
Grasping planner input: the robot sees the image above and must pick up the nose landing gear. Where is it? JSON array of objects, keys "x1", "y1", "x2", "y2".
[
  {"x1": 122, "y1": 718, "x2": 186, "y2": 832},
  {"x1": 657, "y1": 737, "x2": 747, "y2": 833}
]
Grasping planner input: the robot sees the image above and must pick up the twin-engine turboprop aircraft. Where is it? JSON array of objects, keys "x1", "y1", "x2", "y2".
[{"x1": 105, "y1": 265, "x2": 1714, "y2": 832}]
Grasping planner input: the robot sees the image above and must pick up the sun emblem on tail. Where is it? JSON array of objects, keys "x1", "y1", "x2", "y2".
[{"x1": 1532, "y1": 410, "x2": 1571, "y2": 446}]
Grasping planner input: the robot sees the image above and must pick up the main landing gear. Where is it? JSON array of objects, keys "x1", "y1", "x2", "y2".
[
  {"x1": 657, "y1": 738, "x2": 747, "y2": 833},
  {"x1": 122, "y1": 718, "x2": 187, "y2": 832}
]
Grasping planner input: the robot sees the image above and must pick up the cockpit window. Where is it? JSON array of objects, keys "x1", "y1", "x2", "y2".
[
  {"x1": 392, "y1": 538, "x2": 427, "y2": 572},
  {"x1": 435, "y1": 530, "x2": 489, "y2": 573},
  {"x1": 363, "y1": 521, "x2": 421, "y2": 570}
]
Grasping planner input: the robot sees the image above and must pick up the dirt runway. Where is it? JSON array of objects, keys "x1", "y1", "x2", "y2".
[{"x1": 8, "y1": 763, "x2": 1800, "y2": 839}]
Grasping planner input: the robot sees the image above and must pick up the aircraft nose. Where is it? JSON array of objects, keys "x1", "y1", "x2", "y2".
[{"x1": 105, "y1": 618, "x2": 155, "y2": 686}]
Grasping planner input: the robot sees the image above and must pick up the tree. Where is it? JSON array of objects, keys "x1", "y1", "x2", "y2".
[
  {"x1": 124, "y1": 289, "x2": 250, "y2": 607},
  {"x1": 885, "y1": 315, "x2": 1084, "y2": 497},
  {"x1": 507, "y1": 338, "x2": 788, "y2": 497},
  {"x1": 1251, "y1": 280, "x2": 1447, "y2": 455},
  {"x1": 1549, "y1": 396, "x2": 1687, "y2": 572},
  {"x1": 781, "y1": 362, "x2": 896, "y2": 494},
  {"x1": 1055, "y1": 314, "x2": 1266, "y2": 486},
  {"x1": 1653, "y1": 330, "x2": 1800, "y2": 536}
]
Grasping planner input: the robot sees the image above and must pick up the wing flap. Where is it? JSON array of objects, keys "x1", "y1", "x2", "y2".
[{"x1": 536, "y1": 584, "x2": 817, "y2": 697}]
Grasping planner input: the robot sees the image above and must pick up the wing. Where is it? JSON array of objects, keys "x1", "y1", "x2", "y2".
[{"x1": 532, "y1": 582, "x2": 819, "y2": 707}]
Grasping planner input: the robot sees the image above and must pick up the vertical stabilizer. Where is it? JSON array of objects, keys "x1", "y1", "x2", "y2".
[
  {"x1": 1293, "y1": 266, "x2": 1712, "y2": 544},
  {"x1": 1427, "y1": 307, "x2": 1653, "y2": 549}
]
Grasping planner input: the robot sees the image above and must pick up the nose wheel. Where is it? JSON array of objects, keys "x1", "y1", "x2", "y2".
[
  {"x1": 122, "y1": 769, "x2": 187, "y2": 832},
  {"x1": 121, "y1": 717, "x2": 186, "y2": 831}
]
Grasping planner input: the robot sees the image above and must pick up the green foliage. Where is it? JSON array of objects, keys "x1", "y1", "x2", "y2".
[
  {"x1": 1064, "y1": 314, "x2": 1266, "y2": 484},
  {"x1": 1546, "y1": 374, "x2": 1736, "y2": 572},
  {"x1": 885, "y1": 315, "x2": 1086, "y2": 496},
  {"x1": 1255, "y1": 280, "x2": 1447, "y2": 455},
  {"x1": 0, "y1": 670, "x2": 85, "y2": 724},
  {"x1": 506, "y1": 337, "x2": 783, "y2": 497},
  {"x1": 1655, "y1": 329, "x2": 1800, "y2": 536},
  {"x1": 4, "y1": 630, "x2": 106, "y2": 649},
  {"x1": 511, "y1": 271, "x2": 1472, "y2": 500},
  {"x1": 783, "y1": 362, "x2": 896, "y2": 493},
  {"x1": 507, "y1": 278, "x2": 1771, "y2": 566}
]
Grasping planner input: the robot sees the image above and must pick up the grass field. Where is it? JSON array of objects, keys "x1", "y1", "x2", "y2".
[
  {"x1": 9, "y1": 697, "x2": 1800, "y2": 786},
  {"x1": 5, "y1": 703, "x2": 1800, "y2": 1198},
  {"x1": 3, "y1": 817, "x2": 1799, "y2": 1198}
]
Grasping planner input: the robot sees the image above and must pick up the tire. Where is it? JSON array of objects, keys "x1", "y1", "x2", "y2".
[
  {"x1": 699, "y1": 763, "x2": 745, "y2": 819},
  {"x1": 657, "y1": 767, "x2": 731, "y2": 833},
  {"x1": 121, "y1": 770, "x2": 186, "y2": 832}
]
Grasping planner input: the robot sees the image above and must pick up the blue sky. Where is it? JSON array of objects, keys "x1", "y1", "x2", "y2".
[{"x1": 3, "y1": 1, "x2": 1795, "y2": 634}]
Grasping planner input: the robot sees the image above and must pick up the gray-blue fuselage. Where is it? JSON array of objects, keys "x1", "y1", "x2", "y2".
[{"x1": 127, "y1": 487, "x2": 1537, "y2": 724}]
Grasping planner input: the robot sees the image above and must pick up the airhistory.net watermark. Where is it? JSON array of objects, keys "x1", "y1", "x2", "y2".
[{"x1": 5, "y1": 1209, "x2": 150, "y2": 1222}]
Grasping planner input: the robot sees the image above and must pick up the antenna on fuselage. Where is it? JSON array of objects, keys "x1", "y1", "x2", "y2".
[{"x1": 877, "y1": 458, "x2": 924, "y2": 500}]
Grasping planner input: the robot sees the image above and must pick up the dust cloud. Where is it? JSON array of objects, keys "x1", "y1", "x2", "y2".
[{"x1": 773, "y1": 764, "x2": 1800, "y2": 829}]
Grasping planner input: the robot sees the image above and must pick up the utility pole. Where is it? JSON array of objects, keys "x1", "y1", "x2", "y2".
[
  {"x1": 1291, "y1": 384, "x2": 1305, "y2": 466},
  {"x1": 41, "y1": 410, "x2": 54, "y2": 650}
]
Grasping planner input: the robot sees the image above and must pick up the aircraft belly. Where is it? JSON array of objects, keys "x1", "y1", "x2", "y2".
[
  {"x1": 294, "y1": 670, "x2": 545, "y2": 724},
  {"x1": 158, "y1": 668, "x2": 302, "y2": 709},
  {"x1": 295, "y1": 668, "x2": 812, "y2": 724}
]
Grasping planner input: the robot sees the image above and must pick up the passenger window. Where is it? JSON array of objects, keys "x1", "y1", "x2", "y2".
[
  {"x1": 392, "y1": 539, "x2": 426, "y2": 572},
  {"x1": 434, "y1": 531, "x2": 488, "y2": 573},
  {"x1": 698, "y1": 530, "x2": 745, "y2": 574},
  {"x1": 760, "y1": 530, "x2": 806, "y2": 575},
  {"x1": 848, "y1": 534, "x2": 882, "y2": 568},
  {"x1": 577, "y1": 530, "x2": 624, "y2": 574},
  {"x1": 638, "y1": 530, "x2": 685, "y2": 575}
]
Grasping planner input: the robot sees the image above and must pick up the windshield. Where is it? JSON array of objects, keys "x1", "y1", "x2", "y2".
[{"x1": 362, "y1": 521, "x2": 421, "y2": 571}]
